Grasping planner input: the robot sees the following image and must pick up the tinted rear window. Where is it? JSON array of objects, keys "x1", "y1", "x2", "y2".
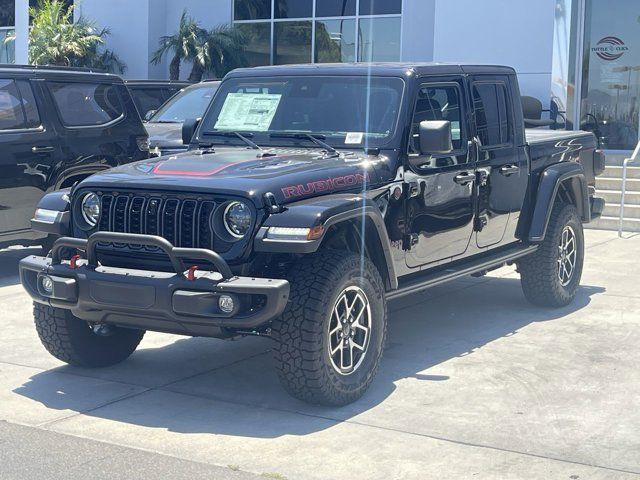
[
  {"x1": 48, "y1": 82, "x2": 124, "y2": 127},
  {"x1": 130, "y1": 87, "x2": 182, "y2": 117}
]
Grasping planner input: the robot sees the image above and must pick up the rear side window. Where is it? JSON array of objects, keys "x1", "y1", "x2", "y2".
[
  {"x1": 48, "y1": 82, "x2": 124, "y2": 127},
  {"x1": 472, "y1": 82, "x2": 512, "y2": 147},
  {"x1": 130, "y1": 87, "x2": 180, "y2": 117},
  {"x1": 0, "y1": 79, "x2": 40, "y2": 131}
]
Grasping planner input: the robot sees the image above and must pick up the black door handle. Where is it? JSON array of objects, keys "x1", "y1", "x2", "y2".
[
  {"x1": 499, "y1": 164, "x2": 520, "y2": 176},
  {"x1": 454, "y1": 172, "x2": 475, "y2": 185},
  {"x1": 32, "y1": 146, "x2": 54, "y2": 154}
]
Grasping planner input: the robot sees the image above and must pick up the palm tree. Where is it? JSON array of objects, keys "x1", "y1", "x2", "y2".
[
  {"x1": 189, "y1": 25, "x2": 247, "y2": 82},
  {"x1": 28, "y1": 0, "x2": 125, "y2": 73},
  {"x1": 151, "y1": 10, "x2": 202, "y2": 81}
]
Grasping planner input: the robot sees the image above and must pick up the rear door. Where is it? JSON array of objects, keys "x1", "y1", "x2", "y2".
[
  {"x1": 405, "y1": 78, "x2": 476, "y2": 268},
  {"x1": 0, "y1": 77, "x2": 61, "y2": 236},
  {"x1": 470, "y1": 76, "x2": 527, "y2": 248}
]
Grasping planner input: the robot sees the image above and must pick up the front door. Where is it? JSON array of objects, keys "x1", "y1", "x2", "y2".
[
  {"x1": 405, "y1": 80, "x2": 476, "y2": 268},
  {"x1": 470, "y1": 77, "x2": 526, "y2": 248},
  {"x1": 0, "y1": 78, "x2": 60, "y2": 236}
]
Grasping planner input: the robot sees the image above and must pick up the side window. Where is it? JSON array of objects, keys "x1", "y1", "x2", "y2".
[
  {"x1": 16, "y1": 80, "x2": 41, "y2": 128},
  {"x1": 410, "y1": 84, "x2": 464, "y2": 155},
  {"x1": 472, "y1": 82, "x2": 512, "y2": 148},
  {"x1": 0, "y1": 79, "x2": 27, "y2": 131},
  {"x1": 48, "y1": 82, "x2": 124, "y2": 127}
]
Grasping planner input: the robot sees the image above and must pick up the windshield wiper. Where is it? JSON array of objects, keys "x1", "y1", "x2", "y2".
[
  {"x1": 270, "y1": 133, "x2": 339, "y2": 157},
  {"x1": 202, "y1": 131, "x2": 276, "y2": 157}
]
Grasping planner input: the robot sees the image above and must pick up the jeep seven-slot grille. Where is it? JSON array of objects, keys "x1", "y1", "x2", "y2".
[{"x1": 97, "y1": 194, "x2": 218, "y2": 250}]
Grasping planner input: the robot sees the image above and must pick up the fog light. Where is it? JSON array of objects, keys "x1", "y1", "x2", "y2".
[
  {"x1": 40, "y1": 276, "x2": 54, "y2": 295},
  {"x1": 218, "y1": 295, "x2": 235, "y2": 314}
]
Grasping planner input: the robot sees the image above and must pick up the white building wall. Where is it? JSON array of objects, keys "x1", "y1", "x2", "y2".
[
  {"x1": 401, "y1": 0, "x2": 436, "y2": 62},
  {"x1": 431, "y1": 0, "x2": 557, "y2": 104}
]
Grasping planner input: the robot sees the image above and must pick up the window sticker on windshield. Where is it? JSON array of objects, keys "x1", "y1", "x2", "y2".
[
  {"x1": 345, "y1": 132, "x2": 364, "y2": 144},
  {"x1": 451, "y1": 121, "x2": 461, "y2": 141},
  {"x1": 214, "y1": 93, "x2": 282, "y2": 132}
]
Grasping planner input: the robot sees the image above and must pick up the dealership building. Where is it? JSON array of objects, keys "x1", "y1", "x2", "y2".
[{"x1": 2, "y1": 0, "x2": 640, "y2": 151}]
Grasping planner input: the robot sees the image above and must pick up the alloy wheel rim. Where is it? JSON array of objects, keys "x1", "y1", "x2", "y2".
[
  {"x1": 328, "y1": 286, "x2": 372, "y2": 375},
  {"x1": 557, "y1": 225, "x2": 577, "y2": 287}
]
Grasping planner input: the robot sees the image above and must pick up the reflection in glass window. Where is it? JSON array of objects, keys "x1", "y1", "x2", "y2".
[
  {"x1": 0, "y1": 28, "x2": 14, "y2": 64},
  {"x1": 237, "y1": 23, "x2": 272, "y2": 67},
  {"x1": 0, "y1": 0, "x2": 14, "y2": 27},
  {"x1": 48, "y1": 82, "x2": 124, "y2": 127},
  {"x1": 359, "y1": 0, "x2": 402, "y2": 16},
  {"x1": 275, "y1": 0, "x2": 313, "y2": 19},
  {"x1": 234, "y1": 0, "x2": 271, "y2": 20},
  {"x1": 0, "y1": 79, "x2": 26, "y2": 130},
  {"x1": 316, "y1": 0, "x2": 356, "y2": 17},
  {"x1": 274, "y1": 21, "x2": 312, "y2": 65},
  {"x1": 315, "y1": 19, "x2": 356, "y2": 63},
  {"x1": 358, "y1": 17, "x2": 401, "y2": 62},
  {"x1": 16, "y1": 80, "x2": 40, "y2": 128}
]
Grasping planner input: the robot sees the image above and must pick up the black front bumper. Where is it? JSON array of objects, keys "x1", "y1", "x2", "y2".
[{"x1": 19, "y1": 233, "x2": 290, "y2": 337}]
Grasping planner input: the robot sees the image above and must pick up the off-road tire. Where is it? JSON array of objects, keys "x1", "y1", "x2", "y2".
[
  {"x1": 519, "y1": 202, "x2": 584, "y2": 307},
  {"x1": 272, "y1": 251, "x2": 387, "y2": 406},
  {"x1": 34, "y1": 303, "x2": 145, "y2": 368}
]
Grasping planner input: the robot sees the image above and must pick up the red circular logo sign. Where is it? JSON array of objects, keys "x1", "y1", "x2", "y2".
[{"x1": 592, "y1": 36, "x2": 629, "y2": 61}]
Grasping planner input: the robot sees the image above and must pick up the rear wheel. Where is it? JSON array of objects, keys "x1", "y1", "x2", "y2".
[
  {"x1": 34, "y1": 303, "x2": 145, "y2": 368},
  {"x1": 272, "y1": 251, "x2": 387, "y2": 406},
  {"x1": 519, "y1": 203, "x2": 584, "y2": 307}
]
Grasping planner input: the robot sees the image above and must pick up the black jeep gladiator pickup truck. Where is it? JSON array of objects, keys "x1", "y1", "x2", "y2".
[{"x1": 19, "y1": 63, "x2": 606, "y2": 406}]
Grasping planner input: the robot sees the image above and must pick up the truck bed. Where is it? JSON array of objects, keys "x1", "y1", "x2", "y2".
[{"x1": 525, "y1": 128, "x2": 595, "y2": 145}]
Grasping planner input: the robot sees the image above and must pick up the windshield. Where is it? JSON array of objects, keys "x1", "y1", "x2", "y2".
[
  {"x1": 150, "y1": 83, "x2": 219, "y2": 123},
  {"x1": 200, "y1": 76, "x2": 405, "y2": 147}
]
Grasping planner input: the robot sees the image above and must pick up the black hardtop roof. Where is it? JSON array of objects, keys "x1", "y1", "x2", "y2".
[
  {"x1": 226, "y1": 62, "x2": 517, "y2": 79},
  {"x1": 125, "y1": 79, "x2": 192, "y2": 86},
  {"x1": 0, "y1": 64, "x2": 124, "y2": 81}
]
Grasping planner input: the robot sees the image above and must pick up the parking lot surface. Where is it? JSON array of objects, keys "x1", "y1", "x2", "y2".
[{"x1": 1, "y1": 230, "x2": 638, "y2": 479}]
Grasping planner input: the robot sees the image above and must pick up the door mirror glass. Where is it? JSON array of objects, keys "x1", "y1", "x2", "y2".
[
  {"x1": 144, "y1": 110, "x2": 157, "y2": 122},
  {"x1": 182, "y1": 118, "x2": 200, "y2": 145},
  {"x1": 419, "y1": 120, "x2": 453, "y2": 156}
]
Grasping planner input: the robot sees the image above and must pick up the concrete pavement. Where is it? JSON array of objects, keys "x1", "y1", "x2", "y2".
[{"x1": 0, "y1": 230, "x2": 638, "y2": 479}]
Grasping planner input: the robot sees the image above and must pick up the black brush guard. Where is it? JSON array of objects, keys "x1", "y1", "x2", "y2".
[{"x1": 19, "y1": 232, "x2": 290, "y2": 337}]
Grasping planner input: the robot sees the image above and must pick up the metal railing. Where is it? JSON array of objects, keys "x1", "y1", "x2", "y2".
[{"x1": 619, "y1": 140, "x2": 640, "y2": 237}]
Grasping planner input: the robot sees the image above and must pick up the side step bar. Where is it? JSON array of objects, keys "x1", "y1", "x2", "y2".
[{"x1": 387, "y1": 245, "x2": 538, "y2": 300}]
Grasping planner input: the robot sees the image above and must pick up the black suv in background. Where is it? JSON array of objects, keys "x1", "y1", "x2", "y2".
[
  {"x1": 124, "y1": 80, "x2": 191, "y2": 119},
  {"x1": 0, "y1": 65, "x2": 148, "y2": 250}
]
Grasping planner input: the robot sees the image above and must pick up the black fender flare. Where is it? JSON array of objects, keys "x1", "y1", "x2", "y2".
[
  {"x1": 528, "y1": 162, "x2": 590, "y2": 243},
  {"x1": 31, "y1": 189, "x2": 72, "y2": 236},
  {"x1": 254, "y1": 194, "x2": 398, "y2": 290}
]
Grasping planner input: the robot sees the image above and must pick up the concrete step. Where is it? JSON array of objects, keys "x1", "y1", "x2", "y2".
[
  {"x1": 600, "y1": 166, "x2": 640, "y2": 179},
  {"x1": 604, "y1": 153, "x2": 634, "y2": 167},
  {"x1": 598, "y1": 189, "x2": 640, "y2": 205},
  {"x1": 596, "y1": 177, "x2": 640, "y2": 192},
  {"x1": 602, "y1": 203, "x2": 640, "y2": 219},
  {"x1": 586, "y1": 216, "x2": 640, "y2": 232}
]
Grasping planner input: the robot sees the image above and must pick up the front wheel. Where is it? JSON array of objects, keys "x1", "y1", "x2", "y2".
[
  {"x1": 34, "y1": 303, "x2": 145, "y2": 368},
  {"x1": 272, "y1": 251, "x2": 387, "y2": 406},
  {"x1": 519, "y1": 203, "x2": 584, "y2": 307}
]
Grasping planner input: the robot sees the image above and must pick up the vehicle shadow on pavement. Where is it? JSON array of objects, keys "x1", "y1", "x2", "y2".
[
  {"x1": 14, "y1": 276, "x2": 606, "y2": 438},
  {"x1": 0, "y1": 247, "x2": 42, "y2": 288}
]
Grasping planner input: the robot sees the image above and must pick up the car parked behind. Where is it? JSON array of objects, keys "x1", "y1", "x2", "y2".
[
  {"x1": 125, "y1": 80, "x2": 191, "y2": 120},
  {"x1": 0, "y1": 65, "x2": 149, "y2": 250},
  {"x1": 145, "y1": 81, "x2": 220, "y2": 157}
]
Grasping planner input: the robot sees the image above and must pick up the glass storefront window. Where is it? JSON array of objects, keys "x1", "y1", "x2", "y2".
[
  {"x1": 274, "y1": 21, "x2": 312, "y2": 65},
  {"x1": 580, "y1": 0, "x2": 640, "y2": 150},
  {"x1": 316, "y1": 0, "x2": 357, "y2": 17},
  {"x1": 0, "y1": 0, "x2": 14, "y2": 28},
  {"x1": 0, "y1": 28, "x2": 14, "y2": 64},
  {"x1": 275, "y1": 0, "x2": 313, "y2": 19},
  {"x1": 358, "y1": 17, "x2": 401, "y2": 62},
  {"x1": 237, "y1": 23, "x2": 271, "y2": 67},
  {"x1": 234, "y1": 0, "x2": 271, "y2": 21},
  {"x1": 359, "y1": 0, "x2": 402, "y2": 16},
  {"x1": 315, "y1": 19, "x2": 356, "y2": 63}
]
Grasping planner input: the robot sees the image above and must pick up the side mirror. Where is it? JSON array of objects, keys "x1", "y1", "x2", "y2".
[
  {"x1": 419, "y1": 120, "x2": 453, "y2": 156},
  {"x1": 182, "y1": 118, "x2": 200, "y2": 145},
  {"x1": 144, "y1": 110, "x2": 156, "y2": 122}
]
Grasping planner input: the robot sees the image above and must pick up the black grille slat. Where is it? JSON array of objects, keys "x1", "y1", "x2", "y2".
[
  {"x1": 94, "y1": 192, "x2": 219, "y2": 251},
  {"x1": 162, "y1": 199, "x2": 179, "y2": 246}
]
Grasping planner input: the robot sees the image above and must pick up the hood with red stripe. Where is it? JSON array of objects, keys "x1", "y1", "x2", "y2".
[{"x1": 78, "y1": 146, "x2": 395, "y2": 207}]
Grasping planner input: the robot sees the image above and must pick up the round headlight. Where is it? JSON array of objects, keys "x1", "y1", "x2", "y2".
[
  {"x1": 223, "y1": 201, "x2": 252, "y2": 239},
  {"x1": 81, "y1": 193, "x2": 101, "y2": 228}
]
